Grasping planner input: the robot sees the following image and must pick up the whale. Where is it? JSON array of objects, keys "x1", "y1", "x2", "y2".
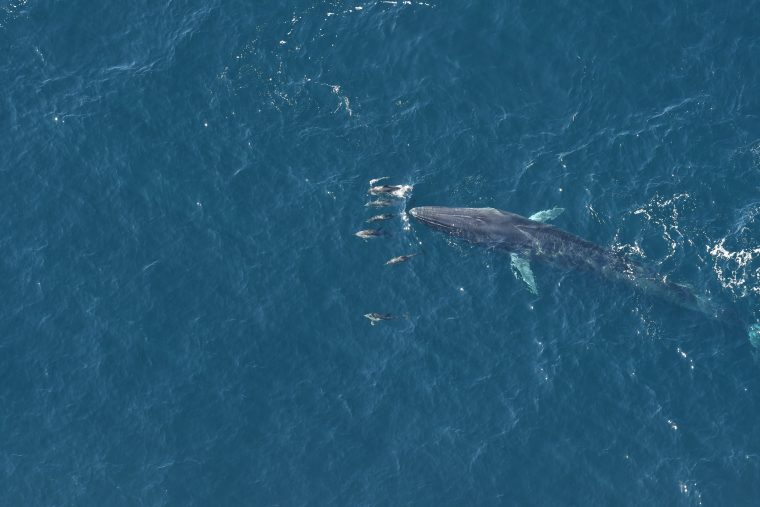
[
  {"x1": 408, "y1": 206, "x2": 724, "y2": 316},
  {"x1": 408, "y1": 205, "x2": 760, "y2": 347}
]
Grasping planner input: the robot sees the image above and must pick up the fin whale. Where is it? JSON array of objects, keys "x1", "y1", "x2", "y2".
[{"x1": 408, "y1": 206, "x2": 723, "y2": 319}]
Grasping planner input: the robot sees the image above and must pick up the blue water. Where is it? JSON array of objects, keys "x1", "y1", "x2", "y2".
[{"x1": 3, "y1": 0, "x2": 760, "y2": 504}]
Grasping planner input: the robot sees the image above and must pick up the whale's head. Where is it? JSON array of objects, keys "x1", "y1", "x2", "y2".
[{"x1": 408, "y1": 206, "x2": 519, "y2": 245}]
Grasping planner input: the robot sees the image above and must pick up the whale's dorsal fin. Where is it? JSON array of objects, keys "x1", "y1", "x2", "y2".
[
  {"x1": 529, "y1": 207, "x2": 565, "y2": 223},
  {"x1": 510, "y1": 253, "x2": 538, "y2": 295}
]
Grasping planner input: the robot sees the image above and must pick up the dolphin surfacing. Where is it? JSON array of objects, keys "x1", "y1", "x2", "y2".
[{"x1": 408, "y1": 206, "x2": 719, "y2": 318}]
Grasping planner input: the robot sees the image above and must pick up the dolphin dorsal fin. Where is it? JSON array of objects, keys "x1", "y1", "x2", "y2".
[
  {"x1": 510, "y1": 254, "x2": 538, "y2": 295},
  {"x1": 529, "y1": 207, "x2": 565, "y2": 223}
]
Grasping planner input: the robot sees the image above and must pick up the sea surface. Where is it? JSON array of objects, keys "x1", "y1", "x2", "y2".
[{"x1": 3, "y1": 0, "x2": 760, "y2": 505}]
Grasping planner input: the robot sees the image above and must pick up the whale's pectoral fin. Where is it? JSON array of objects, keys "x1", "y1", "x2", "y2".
[
  {"x1": 529, "y1": 207, "x2": 565, "y2": 223},
  {"x1": 510, "y1": 254, "x2": 538, "y2": 295}
]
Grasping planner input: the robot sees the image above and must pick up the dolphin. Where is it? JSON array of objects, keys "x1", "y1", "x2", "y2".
[
  {"x1": 355, "y1": 229, "x2": 386, "y2": 239},
  {"x1": 365, "y1": 199, "x2": 393, "y2": 208},
  {"x1": 364, "y1": 313, "x2": 393, "y2": 325},
  {"x1": 369, "y1": 185, "x2": 404, "y2": 195},
  {"x1": 408, "y1": 206, "x2": 724, "y2": 318},
  {"x1": 366, "y1": 213, "x2": 395, "y2": 223},
  {"x1": 369, "y1": 185, "x2": 413, "y2": 198},
  {"x1": 385, "y1": 253, "x2": 419, "y2": 266}
]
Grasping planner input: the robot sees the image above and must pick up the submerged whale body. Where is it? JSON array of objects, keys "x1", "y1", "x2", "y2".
[{"x1": 408, "y1": 206, "x2": 720, "y2": 319}]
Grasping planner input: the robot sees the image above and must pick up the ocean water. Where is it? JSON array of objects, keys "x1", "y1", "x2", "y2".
[{"x1": 3, "y1": 0, "x2": 760, "y2": 504}]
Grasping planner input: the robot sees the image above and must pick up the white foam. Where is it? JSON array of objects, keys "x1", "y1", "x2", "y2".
[{"x1": 708, "y1": 238, "x2": 760, "y2": 294}]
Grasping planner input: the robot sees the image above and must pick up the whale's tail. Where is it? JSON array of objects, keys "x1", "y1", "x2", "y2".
[{"x1": 748, "y1": 324, "x2": 760, "y2": 349}]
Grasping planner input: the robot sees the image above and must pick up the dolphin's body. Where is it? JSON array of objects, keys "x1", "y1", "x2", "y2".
[{"x1": 408, "y1": 206, "x2": 720, "y2": 318}]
